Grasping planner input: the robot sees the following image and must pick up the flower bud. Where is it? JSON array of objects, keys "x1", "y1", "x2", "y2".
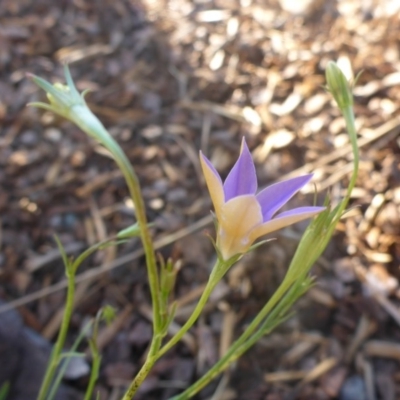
[{"x1": 325, "y1": 61, "x2": 353, "y2": 109}]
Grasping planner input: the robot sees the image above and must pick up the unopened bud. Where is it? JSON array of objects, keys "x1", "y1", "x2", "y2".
[{"x1": 325, "y1": 61, "x2": 354, "y2": 109}]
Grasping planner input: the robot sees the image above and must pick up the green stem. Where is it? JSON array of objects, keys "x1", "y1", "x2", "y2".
[
  {"x1": 171, "y1": 273, "x2": 313, "y2": 400},
  {"x1": 121, "y1": 335, "x2": 162, "y2": 400},
  {"x1": 67, "y1": 84, "x2": 162, "y2": 397},
  {"x1": 122, "y1": 278, "x2": 216, "y2": 399},
  {"x1": 100, "y1": 135, "x2": 162, "y2": 332},
  {"x1": 170, "y1": 282, "x2": 291, "y2": 400},
  {"x1": 37, "y1": 270, "x2": 76, "y2": 400},
  {"x1": 47, "y1": 324, "x2": 93, "y2": 400},
  {"x1": 122, "y1": 259, "x2": 227, "y2": 399},
  {"x1": 71, "y1": 236, "x2": 116, "y2": 274},
  {"x1": 325, "y1": 105, "x2": 359, "y2": 235},
  {"x1": 91, "y1": 127, "x2": 166, "y2": 397},
  {"x1": 84, "y1": 343, "x2": 101, "y2": 400},
  {"x1": 158, "y1": 259, "x2": 225, "y2": 359},
  {"x1": 72, "y1": 107, "x2": 162, "y2": 332}
]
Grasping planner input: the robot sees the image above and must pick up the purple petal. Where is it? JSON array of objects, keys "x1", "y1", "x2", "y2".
[
  {"x1": 224, "y1": 138, "x2": 257, "y2": 201},
  {"x1": 256, "y1": 174, "x2": 314, "y2": 222},
  {"x1": 275, "y1": 206, "x2": 326, "y2": 219},
  {"x1": 250, "y1": 206, "x2": 325, "y2": 241},
  {"x1": 200, "y1": 152, "x2": 224, "y2": 188}
]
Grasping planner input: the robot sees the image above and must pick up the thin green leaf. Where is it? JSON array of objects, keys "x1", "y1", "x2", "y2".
[{"x1": 53, "y1": 235, "x2": 71, "y2": 272}]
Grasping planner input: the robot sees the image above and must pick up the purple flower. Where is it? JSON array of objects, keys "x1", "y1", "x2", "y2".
[{"x1": 200, "y1": 138, "x2": 325, "y2": 260}]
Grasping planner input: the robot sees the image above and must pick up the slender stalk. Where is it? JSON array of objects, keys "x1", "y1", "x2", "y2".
[
  {"x1": 47, "y1": 324, "x2": 93, "y2": 400},
  {"x1": 122, "y1": 279, "x2": 216, "y2": 399},
  {"x1": 37, "y1": 271, "x2": 76, "y2": 400},
  {"x1": 325, "y1": 106, "x2": 359, "y2": 231},
  {"x1": 122, "y1": 335, "x2": 162, "y2": 400},
  {"x1": 39, "y1": 237, "x2": 119, "y2": 400},
  {"x1": 70, "y1": 105, "x2": 163, "y2": 333},
  {"x1": 84, "y1": 343, "x2": 101, "y2": 400},
  {"x1": 98, "y1": 135, "x2": 162, "y2": 332},
  {"x1": 169, "y1": 281, "x2": 293, "y2": 400},
  {"x1": 122, "y1": 259, "x2": 227, "y2": 399},
  {"x1": 171, "y1": 271, "x2": 311, "y2": 399},
  {"x1": 158, "y1": 259, "x2": 225, "y2": 359},
  {"x1": 92, "y1": 129, "x2": 166, "y2": 398}
]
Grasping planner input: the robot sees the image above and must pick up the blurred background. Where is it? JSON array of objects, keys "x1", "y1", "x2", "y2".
[{"x1": 1, "y1": 0, "x2": 400, "y2": 399}]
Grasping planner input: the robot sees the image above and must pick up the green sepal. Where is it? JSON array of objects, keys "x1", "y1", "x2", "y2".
[{"x1": 246, "y1": 238, "x2": 274, "y2": 254}]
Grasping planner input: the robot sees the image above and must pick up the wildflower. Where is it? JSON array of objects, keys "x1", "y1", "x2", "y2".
[{"x1": 200, "y1": 139, "x2": 325, "y2": 260}]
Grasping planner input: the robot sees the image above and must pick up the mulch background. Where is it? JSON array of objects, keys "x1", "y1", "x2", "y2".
[{"x1": 1, "y1": 0, "x2": 400, "y2": 399}]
